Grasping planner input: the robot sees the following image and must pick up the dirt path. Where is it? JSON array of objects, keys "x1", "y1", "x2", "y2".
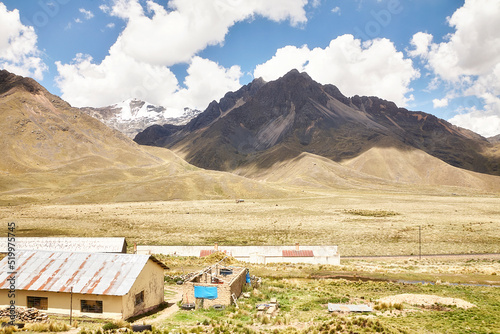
[
  {"x1": 342, "y1": 253, "x2": 500, "y2": 261},
  {"x1": 147, "y1": 287, "x2": 183, "y2": 324}
]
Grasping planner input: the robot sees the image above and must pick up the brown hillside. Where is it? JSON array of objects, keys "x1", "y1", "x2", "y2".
[
  {"x1": 0, "y1": 70, "x2": 288, "y2": 204},
  {"x1": 342, "y1": 139, "x2": 500, "y2": 191}
]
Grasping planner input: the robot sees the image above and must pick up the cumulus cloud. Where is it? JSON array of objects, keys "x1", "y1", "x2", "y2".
[
  {"x1": 106, "y1": 0, "x2": 308, "y2": 67},
  {"x1": 433, "y1": 98, "x2": 448, "y2": 108},
  {"x1": 449, "y1": 109, "x2": 500, "y2": 138},
  {"x1": 172, "y1": 56, "x2": 242, "y2": 111},
  {"x1": 55, "y1": 0, "x2": 309, "y2": 109},
  {"x1": 0, "y1": 3, "x2": 47, "y2": 79},
  {"x1": 254, "y1": 35, "x2": 419, "y2": 106},
  {"x1": 55, "y1": 52, "x2": 179, "y2": 109},
  {"x1": 56, "y1": 54, "x2": 241, "y2": 113},
  {"x1": 409, "y1": 0, "x2": 500, "y2": 136}
]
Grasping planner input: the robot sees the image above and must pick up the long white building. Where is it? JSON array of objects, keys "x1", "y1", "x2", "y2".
[{"x1": 137, "y1": 243, "x2": 340, "y2": 265}]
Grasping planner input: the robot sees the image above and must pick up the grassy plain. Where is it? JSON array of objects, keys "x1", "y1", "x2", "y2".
[
  {"x1": 60, "y1": 255, "x2": 500, "y2": 334},
  {"x1": 153, "y1": 277, "x2": 500, "y2": 334},
  {"x1": 1, "y1": 189, "x2": 499, "y2": 256}
]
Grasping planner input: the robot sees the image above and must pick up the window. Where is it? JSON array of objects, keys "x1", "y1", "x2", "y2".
[
  {"x1": 81, "y1": 300, "x2": 103, "y2": 313},
  {"x1": 27, "y1": 296, "x2": 48, "y2": 310},
  {"x1": 135, "y1": 291, "x2": 144, "y2": 306}
]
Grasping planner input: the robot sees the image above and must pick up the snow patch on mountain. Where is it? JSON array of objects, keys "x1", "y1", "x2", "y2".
[{"x1": 81, "y1": 98, "x2": 201, "y2": 138}]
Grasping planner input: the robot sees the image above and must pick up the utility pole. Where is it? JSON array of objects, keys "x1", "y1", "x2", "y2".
[{"x1": 419, "y1": 226, "x2": 422, "y2": 260}]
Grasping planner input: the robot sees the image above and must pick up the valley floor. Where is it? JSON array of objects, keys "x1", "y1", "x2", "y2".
[{"x1": 1, "y1": 190, "x2": 499, "y2": 256}]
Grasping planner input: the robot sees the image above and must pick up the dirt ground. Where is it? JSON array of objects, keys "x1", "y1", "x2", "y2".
[{"x1": 378, "y1": 294, "x2": 476, "y2": 309}]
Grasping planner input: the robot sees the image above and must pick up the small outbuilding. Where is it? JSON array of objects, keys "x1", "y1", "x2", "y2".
[
  {"x1": 183, "y1": 264, "x2": 247, "y2": 309},
  {"x1": 0, "y1": 250, "x2": 167, "y2": 319}
]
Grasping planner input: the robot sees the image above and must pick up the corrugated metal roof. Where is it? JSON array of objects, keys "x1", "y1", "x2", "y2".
[
  {"x1": 200, "y1": 250, "x2": 216, "y2": 257},
  {"x1": 328, "y1": 304, "x2": 373, "y2": 312},
  {"x1": 0, "y1": 237, "x2": 127, "y2": 253},
  {"x1": 0, "y1": 250, "x2": 165, "y2": 296},
  {"x1": 282, "y1": 250, "x2": 314, "y2": 257}
]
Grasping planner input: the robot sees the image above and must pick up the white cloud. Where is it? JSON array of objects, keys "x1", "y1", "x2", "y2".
[
  {"x1": 79, "y1": 8, "x2": 94, "y2": 20},
  {"x1": 432, "y1": 98, "x2": 448, "y2": 108},
  {"x1": 254, "y1": 35, "x2": 419, "y2": 106},
  {"x1": 55, "y1": 0, "x2": 309, "y2": 109},
  {"x1": 0, "y1": 3, "x2": 47, "y2": 79},
  {"x1": 99, "y1": 5, "x2": 111, "y2": 14},
  {"x1": 106, "y1": 23, "x2": 115, "y2": 29},
  {"x1": 449, "y1": 108, "x2": 500, "y2": 138},
  {"x1": 409, "y1": 0, "x2": 500, "y2": 136},
  {"x1": 105, "y1": 0, "x2": 308, "y2": 67},
  {"x1": 171, "y1": 56, "x2": 242, "y2": 111},
  {"x1": 56, "y1": 52, "x2": 179, "y2": 108},
  {"x1": 311, "y1": 0, "x2": 321, "y2": 8},
  {"x1": 331, "y1": 6, "x2": 341, "y2": 15},
  {"x1": 56, "y1": 52, "x2": 242, "y2": 113},
  {"x1": 408, "y1": 32, "x2": 432, "y2": 58}
]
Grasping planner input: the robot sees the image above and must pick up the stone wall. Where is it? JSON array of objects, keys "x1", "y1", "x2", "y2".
[{"x1": 182, "y1": 267, "x2": 247, "y2": 309}]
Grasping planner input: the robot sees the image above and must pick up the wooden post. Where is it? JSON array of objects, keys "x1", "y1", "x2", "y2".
[{"x1": 69, "y1": 287, "x2": 73, "y2": 326}]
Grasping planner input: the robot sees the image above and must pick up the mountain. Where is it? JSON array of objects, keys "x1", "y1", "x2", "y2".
[
  {"x1": 135, "y1": 69, "x2": 500, "y2": 189},
  {"x1": 0, "y1": 70, "x2": 288, "y2": 204},
  {"x1": 489, "y1": 134, "x2": 500, "y2": 144},
  {"x1": 81, "y1": 99, "x2": 202, "y2": 138}
]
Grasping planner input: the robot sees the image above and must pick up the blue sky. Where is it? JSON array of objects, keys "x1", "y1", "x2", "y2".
[{"x1": 1, "y1": 0, "x2": 499, "y2": 137}]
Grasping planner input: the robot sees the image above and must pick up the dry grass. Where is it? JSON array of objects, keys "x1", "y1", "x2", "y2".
[{"x1": 1, "y1": 190, "x2": 499, "y2": 256}]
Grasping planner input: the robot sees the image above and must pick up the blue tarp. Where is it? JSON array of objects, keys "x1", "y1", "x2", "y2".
[
  {"x1": 246, "y1": 272, "x2": 251, "y2": 284},
  {"x1": 194, "y1": 286, "x2": 218, "y2": 300}
]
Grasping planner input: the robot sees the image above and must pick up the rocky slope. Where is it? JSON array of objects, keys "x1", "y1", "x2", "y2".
[
  {"x1": 135, "y1": 70, "x2": 500, "y2": 181},
  {"x1": 81, "y1": 98, "x2": 202, "y2": 138}
]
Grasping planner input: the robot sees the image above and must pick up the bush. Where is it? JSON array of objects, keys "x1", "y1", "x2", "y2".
[
  {"x1": 25, "y1": 321, "x2": 69, "y2": 332},
  {"x1": 102, "y1": 323, "x2": 119, "y2": 331},
  {"x1": 0, "y1": 326, "x2": 18, "y2": 334}
]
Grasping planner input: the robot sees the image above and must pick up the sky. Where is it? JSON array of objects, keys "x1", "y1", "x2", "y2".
[{"x1": 0, "y1": 0, "x2": 499, "y2": 137}]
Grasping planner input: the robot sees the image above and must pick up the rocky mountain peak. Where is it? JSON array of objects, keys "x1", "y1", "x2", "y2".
[{"x1": 0, "y1": 69, "x2": 44, "y2": 96}]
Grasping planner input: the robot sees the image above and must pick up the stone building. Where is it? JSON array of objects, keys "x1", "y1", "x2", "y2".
[{"x1": 183, "y1": 265, "x2": 247, "y2": 309}]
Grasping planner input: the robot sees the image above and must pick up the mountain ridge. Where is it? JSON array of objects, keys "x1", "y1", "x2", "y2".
[{"x1": 135, "y1": 69, "x2": 500, "y2": 180}]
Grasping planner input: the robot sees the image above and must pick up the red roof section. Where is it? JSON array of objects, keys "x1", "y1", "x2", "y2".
[
  {"x1": 282, "y1": 250, "x2": 314, "y2": 257},
  {"x1": 200, "y1": 250, "x2": 227, "y2": 257}
]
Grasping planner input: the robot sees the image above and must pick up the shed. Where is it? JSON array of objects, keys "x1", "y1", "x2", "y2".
[
  {"x1": 0, "y1": 250, "x2": 167, "y2": 319},
  {"x1": 0, "y1": 237, "x2": 128, "y2": 254}
]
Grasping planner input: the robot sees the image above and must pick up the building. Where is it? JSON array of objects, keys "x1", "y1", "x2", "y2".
[
  {"x1": 183, "y1": 264, "x2": 247, "y2": 309},
  {"x1": 0, "y1": 237, "x2": 128, "y2": 254},
  {"x1": 138, "y1": 243, "x2": 340, "y2": 265},
  {"x1": 0, "y1": 250, "x2": 167, "y2": 319}
]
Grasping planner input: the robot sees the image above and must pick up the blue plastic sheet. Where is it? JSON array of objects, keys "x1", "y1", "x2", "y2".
[
  {"x1": 246, "y1": 272, "x2": 251, "y2": 284},
  {"x1": 194, "y1": 286, "x2": 218, "y2": 300}
]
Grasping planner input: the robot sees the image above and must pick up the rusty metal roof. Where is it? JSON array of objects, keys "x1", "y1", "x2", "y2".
[
  {"x1": 0, "y1": 237, "x2": 127, "y2": 253},
  {"x1": 0, "y1": 250, "x2": 165, "y2": 296},
  {"x1": 282, "y1": 250, "x2": 314, "y2": 257}
]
